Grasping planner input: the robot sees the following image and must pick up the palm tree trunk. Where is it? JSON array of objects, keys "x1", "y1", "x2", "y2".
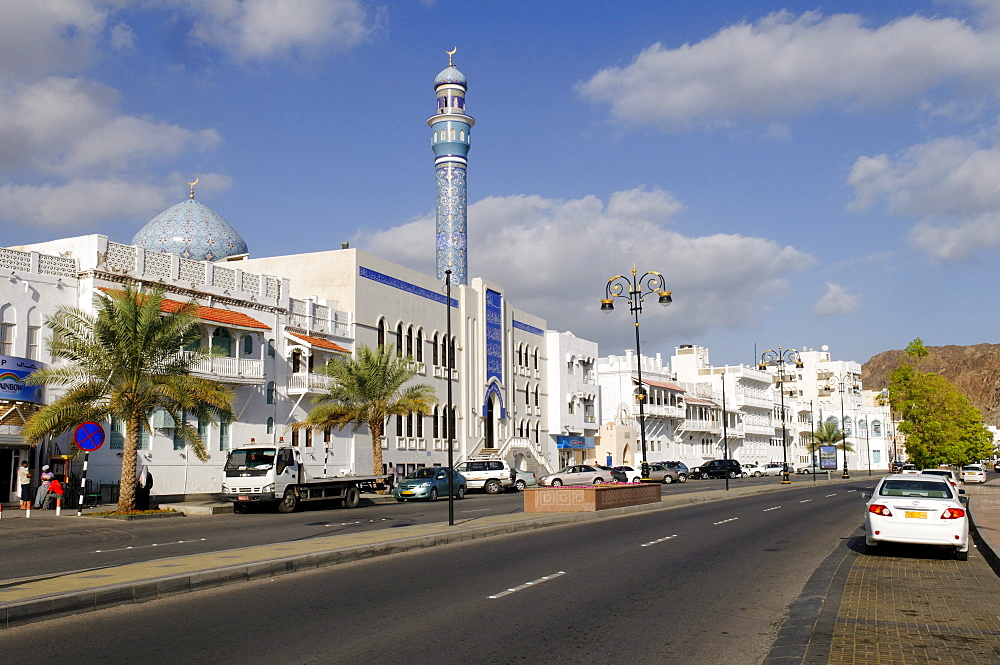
[
  {"x1": 370, "y1": 421, "x2": 384, "y2": 478},
  {"x1": 117, "y1": 418, "x2": 140, "y2": 512}
]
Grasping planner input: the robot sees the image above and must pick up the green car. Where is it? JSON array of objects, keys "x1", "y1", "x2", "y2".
[{"x1": 394, "y1": 467, "x2": 467, "y2": 502}]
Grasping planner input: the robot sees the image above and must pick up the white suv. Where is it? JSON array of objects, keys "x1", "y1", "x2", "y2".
[{"x1": 453, "y1": 460, "x2": 514, "y2": 494}]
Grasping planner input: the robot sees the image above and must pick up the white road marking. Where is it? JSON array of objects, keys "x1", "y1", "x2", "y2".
[
  {"x1": 763, "y1": 506, "x2": 781, "y2": 512},
  {"x1": 826, "y1": 493, "x2": 837, "y2": 497},
  {"x1": 460, "y1": 508, "x2": 491, "y2": 513},
  {"x1": 799, "y1": 499, "x2": 812, "y2": 503},
  {"x1": 713, "y1": 517, "x2": 739, "y2": 525},
  {"x1": 95, "y1": 538, "x2": 207, "y2": 553},
  {"x1": 489, "y1": 571, "x2": 566, "y2": 599},
  {"x1": 641, "y1": 534, "x2": 678, "y2": 547},
  {"x1": 847, "y1": 489, "x2": 857, "y2": 493}
]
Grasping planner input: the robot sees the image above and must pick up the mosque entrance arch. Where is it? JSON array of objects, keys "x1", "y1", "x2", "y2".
[{"x1": 481, "y1": 382, "x2": 507, "y2": 452}]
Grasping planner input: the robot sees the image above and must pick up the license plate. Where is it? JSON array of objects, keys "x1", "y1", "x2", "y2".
[
  {"x1": 238, "y1": 495, "x2": 249, "y2": 501},
  {"x1": 401, "y1": 491, "x2": 413, "y2": 495},
  {"x1": 905, "y1": 511, "x2": 927, "y2": 519}
]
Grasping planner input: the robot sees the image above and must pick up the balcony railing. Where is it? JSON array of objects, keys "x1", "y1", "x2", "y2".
[
  {"x1": 184, "y1": 352, "x2": 264, "y2": 382},
  {"x1": 287, "y1": 372, "x2": 336, "y2": 393}
]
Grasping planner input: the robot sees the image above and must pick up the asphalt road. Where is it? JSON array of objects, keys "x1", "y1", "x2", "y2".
[
  {"x1": 0, "y1": 480, "x2": 869, "y2": 665},
  {"x1": 2, "y1": 474, "x2": 845, "y2": 581}
]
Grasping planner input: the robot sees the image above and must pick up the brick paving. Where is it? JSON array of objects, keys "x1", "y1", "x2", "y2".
[{"x1": 773, "y1": 480, "x2": 1000, "y2": 665}]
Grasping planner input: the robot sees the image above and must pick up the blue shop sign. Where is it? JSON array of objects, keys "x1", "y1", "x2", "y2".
[
  {"x1": 556, "y1": 436, "x2": 595, "y2": 450},
  {"x1": 0, "y1": 355, "x2": 45, "y2": 404}
]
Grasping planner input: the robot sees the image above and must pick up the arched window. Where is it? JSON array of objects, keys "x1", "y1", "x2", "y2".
[
  {"x1": 219, "y1": 421, "x2": 230, "y2": 451},
  {"x1": 459, "y1": 130, "x2": 465, "y2": 141},
  {"x1": 441, "y1": 335, "x2": 448, "y2": 367},
  {"x1": 432, "y1": 333, "x2": 439, "y2": 365},
  {"x1": 872, "y1": 420, "x2": 882, "y2": 436},
  {"x1": 858, "y1": 418, "x2": 867, "y2": 434},
  {"x1": 534, "y1": 386, "x2": 539, "y2": 407},
  {"x1": 416, "y1": 328, "x2": 424, "y2": 362},
  {"x1": 266, "y1": 381, "x2": 276, "y2": 404},
  {"x1": 242, "y1": 335, "x2": 254, "y2": 355},
  {"x1": 844, "y1": 417, "x2": 853, "y2": 435},
  {"x1": 396, "y1": 414, "x2": 403, "y2": 437},
  {"x1": 396, "y1": 323, "x2": 404, "y2": 357},
  {"x1": 449, "y1": 128, "x2": 456, "y2": 140},
  {"x1": 266, "y1": 417, "x2": 274, "y2": 434},
  {"x1": 377, "y1": 319, "x2": 386, "y2": 349},
  {"x1": 533, "y1": 348, "x2": 538, "y2": 370},
  {"x1": 0, "y1": 304, "x2": 15, "y2": 356},
  {"x1": 826, "y1": 416, "x2": 838, "y2": 428},
  {"x1": 433, "y1": 406, "x2": 440, "y2": 439},
  {"x1": 267, "y1": 338, "x2": 275, "y2": 357},
  {"x1": 416, "y1": 411, "x2": 423, "y2": 438},
  {"x1": 406, "y1": 413, "x2": 413, "y2": 437},
  {"x1": 449, "y1": 337, "x2": 456, "y2": 369},
  {"x1": 211, "y1": 327, "x2": 232, "y2": 357},
  {"x1": 406, "y1": 326, "x2": 414, "y2": 358},
  {"x1": 448, "y1": 407, "x2": 456, "y2": 441}
]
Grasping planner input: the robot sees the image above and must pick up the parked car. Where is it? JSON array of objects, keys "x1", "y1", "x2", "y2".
[
  {"x1": 962, "y1": 465, "x2": 987, "y2": 484},
  {"x1": 613, "y1": 465, "x2": 643, "y2": 483},
  {"x1": 899, "y1": 464, "x2": 919, "y2": 475},
  {"x1": 863, "y1": 473, "x2": 969, "y2": 560},
  {"x1": 647, "y1": 463, "x2": 686, "y2": 484},
  {"x1": 690, "y1": 459, "x2": 742, "y2": 479},
  {"x1": 797, "y1": 461, "x2": 822, "y2": 474},
  {"x1": 453, "y1": 459, "x2": 514, "y2": 494},
  {"x1": 539, "y1": 464, "x2": 614, "y2": 486},
  {"x1": 921, "y1": 468, "x2": 960, "y2": 489},
  {"x1": 660, "y1": 461, "x2": 689, "y2": 482},
  {"x1": 511, "y1": 468, "x2": 538, "y2": 491},
  {"x1": 393, "y1": 467, "x2": 467, "y2": 502},
  {"x1": 597, "y1": 465, "x2": 628, "y2": 482},
  {"x1": 762, "y1": 462, "x2": 786, "y2": 476},
  {"x1": 741, "y1": 463, "x2": 763, "y2": 477}
]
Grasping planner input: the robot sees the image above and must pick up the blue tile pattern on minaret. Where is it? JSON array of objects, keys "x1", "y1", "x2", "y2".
[{"x1": 428, "y1": 51, "x2": 475, "y2": 284}]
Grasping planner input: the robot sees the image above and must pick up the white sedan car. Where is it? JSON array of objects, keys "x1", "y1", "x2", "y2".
[
  {"x1": 762, "y1": 462, "x2": 785, "y2": 476},
  {"x1": 863, "y1": 474, "x2": 969, "y2": 560},
  {"x1": 961, "y1": 465, "x2": 987, "y2": 484},
  {"x1": 741, "y1": 463, "x2": 763, "y2": 477}
]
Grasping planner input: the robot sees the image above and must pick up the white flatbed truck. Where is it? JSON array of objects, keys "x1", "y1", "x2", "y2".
[{"x1": 222, "y1": 444, "x2": 387, "y2": 513}]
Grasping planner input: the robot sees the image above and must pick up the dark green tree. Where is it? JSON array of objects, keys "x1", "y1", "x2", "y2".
[
  {"x1": 22, "y1": 285, "x2": 234, "y2": 511},
  {"x1": 889, "y1": 339, "x2": 992, "y2": 468}
]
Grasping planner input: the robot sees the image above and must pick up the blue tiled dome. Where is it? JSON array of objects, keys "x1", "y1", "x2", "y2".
[
  {"x1": 435, "y1": 66, "x2": 466, "y2": 86},
  {"x1": 131, "y1": 198, "x2": 248, "y2": 261}
]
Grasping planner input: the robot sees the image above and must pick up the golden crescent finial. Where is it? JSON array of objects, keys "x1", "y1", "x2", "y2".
[
  {"x1": 446, "y1": 47, "x2": 456, "y2": 67},
  {"x1": 188, "y1": 177, "x2": 199, "y2": 199}
]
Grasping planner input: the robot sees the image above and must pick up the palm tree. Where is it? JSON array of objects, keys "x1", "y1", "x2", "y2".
[
  {"x1": 805, "y1": 419, "x2": 855, "y2": 454},
  {"x1": 22, "y1": 285, "x2": 234, "y2": 512},
  {"x1": 303, "y1": 345, "x2": 437, "y2": 478}
]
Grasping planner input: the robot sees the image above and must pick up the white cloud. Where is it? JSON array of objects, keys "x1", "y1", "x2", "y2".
[
  {"x1": 360, "y1": 188, "x2": 814, "y2": 350},
  {"x1": 578, "y1": 10, "x2": 1000, "y2": 130},
  {"x1": 814, "y1": 283, "x2": 861, "y2": 317},
  {"x1": 185, "y1": 0, "x2": 375, "y2": 62},
  {"x1": 847, "y1": 124, "x2": 1000, "y2": 260},
  {"x1": 0, "y1": 0, "x2": 107, "y2": 81},
  {"x1": 0, "y1": 77, "x2": 221, "y2": 178},
  {"x1": 0, "y1": 179, "x2": 168, "y2": 229}
]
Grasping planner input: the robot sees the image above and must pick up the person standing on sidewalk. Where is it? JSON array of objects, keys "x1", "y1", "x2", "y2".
[
  {"x1": 34, "y1": 465, "x2": 53, "y2": 508},
  {"x1": 17, "y1": 460, "x2": 31, "y2": 510}
]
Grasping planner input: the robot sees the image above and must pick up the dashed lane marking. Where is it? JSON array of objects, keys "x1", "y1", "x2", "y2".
[
  {"x1": 95, "y1": 538, "x2": 207, "y2": 553},
  {"x1": 460, "y1": 509, "x2": 491, "y2": 513},
  {"x1": 799, "y1": 499, "x2": 812, "y2": 503},
  {"x1": 826, "y1": 493, "x2": 837, "y2": 497},
  {"x1": 713, "y1": 517, "x2": 739, "y2": 525},
  {"x1": 641, "y1": 535, "x2": 678, "y2": 547},
  {"x1": 763, "y1": 506, "x2": 781, "y2": 512},
  {"x1": 489, "y1": 571, "x2": 566, "y2": 599}
]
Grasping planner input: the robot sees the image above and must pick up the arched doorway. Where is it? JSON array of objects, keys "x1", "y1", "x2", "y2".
[{"x1": 485, "y1": 394, "x2": 496, "y2": 449}]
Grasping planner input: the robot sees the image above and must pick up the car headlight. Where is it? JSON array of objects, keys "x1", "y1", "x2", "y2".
[
  {"x1": 222, "y1": 484, "x2": 230, "y2": 493},
  {"x1": 262, "y1": 484, "x2": 274, "y2": 493}
]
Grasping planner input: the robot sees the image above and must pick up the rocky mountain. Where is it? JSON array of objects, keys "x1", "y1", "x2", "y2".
[{"x1": 862, "y1": 343, "x2": 1000, "y2": 427}]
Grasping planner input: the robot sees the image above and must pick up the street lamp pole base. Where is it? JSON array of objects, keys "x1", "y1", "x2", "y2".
[{"x1": 842, "y1": 472, "x2": 850, "y2": 479}]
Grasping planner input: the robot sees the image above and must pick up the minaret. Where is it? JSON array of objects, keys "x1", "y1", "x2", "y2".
[{"x1": 428, "y1": 49, "x2": 474, "y2": 284}]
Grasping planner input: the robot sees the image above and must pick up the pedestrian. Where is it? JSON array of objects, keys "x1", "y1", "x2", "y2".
[
  {"x1": 34, "y1": 465, "x2": 53, "y2": 509},
  {"x1": 17, "y1": 460, "x2": 32, "y2": 510},
  {"x1": 43, "y1": 475, "x2": 64, "y2": 510},
  {"x1": 135, "y1": 464, "x2": 153, "y2": 510}
]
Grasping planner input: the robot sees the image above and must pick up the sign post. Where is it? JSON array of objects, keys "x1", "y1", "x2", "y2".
[{"x1": 73, "y1": 422, "x2": 105, "y2": 516}]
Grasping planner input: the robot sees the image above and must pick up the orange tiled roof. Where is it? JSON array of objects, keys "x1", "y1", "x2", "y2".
[
  {"x1": 288, "y1": 332, "x2": 350, "y2": 353},
  {"x1": 684, "y1": 396, "x2": 716, "y2": 406},
  {"x1": 634, "y1": 376, "x2": 686, "y2": 392},
  {"x1": 99, "y1": 288, "x2": 270, "y2": 330}
]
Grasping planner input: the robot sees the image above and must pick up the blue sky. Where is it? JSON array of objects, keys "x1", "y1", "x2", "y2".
[{"x1": 4, "y1": 1, "x2": 1000, "y2": 367}]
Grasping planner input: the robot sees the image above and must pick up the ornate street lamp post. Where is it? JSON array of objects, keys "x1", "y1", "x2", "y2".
[
  {"x1": 758, "y1": 347, "x2": 802, "y2": 485},
  {"x1": 824, "y1": 373, "x2": 860, "y2": 479},
  {"x1": 601, "y1": 266, "x2": 672, "y2": 478}
]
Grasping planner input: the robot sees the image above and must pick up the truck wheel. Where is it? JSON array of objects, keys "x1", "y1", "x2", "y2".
[
  {"x1": 277, "y1": 488, "x2": 299, "y2": 513},
  {"x1": 485, "y1": 480, "x2": 502, "y2": 494},
  {"x1": 343, "y1": 486, "x2": 361, "y2": 509}
]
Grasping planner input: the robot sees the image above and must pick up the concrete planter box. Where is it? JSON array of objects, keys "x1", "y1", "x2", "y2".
[{"x1": 524, "y1": 484, "x2": 661, "y2": 512}]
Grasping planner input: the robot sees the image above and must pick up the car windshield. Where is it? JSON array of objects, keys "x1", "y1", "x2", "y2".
[
  {"x1": 224, "y1": 449, "x2": 275, "y2": 471},
  {"x1": 406, "y1": 468, "x2": 437, "y2": 480},
  {"x1": 879, "y1": 479, "x2": 953, "y2": 499}
]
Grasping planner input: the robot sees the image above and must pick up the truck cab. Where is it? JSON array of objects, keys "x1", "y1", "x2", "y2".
[{"x1": 222, "y1": 445, "x2": 298, "y2": 505}]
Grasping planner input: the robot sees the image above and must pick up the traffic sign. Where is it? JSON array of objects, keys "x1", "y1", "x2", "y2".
[{"x1": 74, "y1": 421, "x2": 106, "y2": 451}]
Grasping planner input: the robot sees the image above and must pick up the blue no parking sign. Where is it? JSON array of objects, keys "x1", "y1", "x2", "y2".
[{"x1": 74, "y1": 421, "x2": 105, "y2": 452}]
